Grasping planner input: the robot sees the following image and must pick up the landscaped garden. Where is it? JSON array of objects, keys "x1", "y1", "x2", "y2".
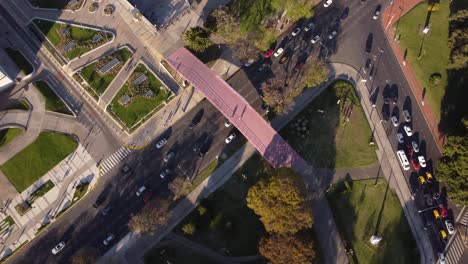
[
  {"x1": 396, "y1": 0, "x2": 450, "y2": 121},
  {"x1": 0, "y1": 131, "x2": 78, "y2": 192},
  {"x1": 282, "y1": 81, "x2": 377, "y2": 169},
  {"x1": 107, "y1": 63, "x2": 173, "y2": 130},
  {"x1": 33, "y1": 80, "x2": 73, "y2": 115},
  {"x1": 32, "y1": 19, "x2": 112, "y2": 60},
  {"x1": 4, "y1": 47, "x2": 33, "y2": 75},
  {"x1": 15, "y1": 180, "x2": 56, "y2": 216},
  {"x1": 74, "y1": 47, "x2": 133, "y2": 98},
  {"x1": 0, "y1": 128, "x2": 24, "y2": 148},
  {"x1": 327, "y1": 178, "x2": 419, "y2": 264},
  {"x1": 29, "y1": 0, "x2": 85, "y2": 11}
]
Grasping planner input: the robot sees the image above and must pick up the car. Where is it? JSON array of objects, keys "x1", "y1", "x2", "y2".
[
  {"x1": 418, "y1": 156, "x2": 426, "y2": 167},
  {"x1": 163, "y1": 151, "x2": 175, "y2": 162},
  {"x1": 51, "y1": 242, "x2": 66, "y2": 255},
  {"x1": 397, "y1": 133, "x2": 404, "y2": 144},
  {"x1": 292, "y1": 27, "x2": 301, "y2": 36},
  {"x1": 433, "y1": 209, "x2": 440, "y2": 220},
  {"x1": 225, "y1": 133, "x2": 236, "y2": 144},
  {"x1": 93, "y1": 196, "x2": 106, "y2": 208},
  {"x1": 258, "y1": 63, "x2": 269, "y2": 72},
  {"x1": 103, "y1": 233, "x2": 114, "y2": 246},
  {"x1": 439, "y1": 205, "x2": 448, "y2": 218},
  {"x1": 390, "y1": 116, "x2": 399, "y2": 127},
  {"x1": 438, "y1": 253, "x2": 446, "y2": 264},
  {"x1": 445, "y1": 220, "x2": 455, "y2": 235},
  {"x1": 440, "y1": 229, "x2": 447, "y2": 241},
  {"x1": 404, "y1": 125, "x2": 413, "y2": 136},
  {"x1": 340, "y1": 8, "x2": 349, "y2": 21},
  {"x1": 304, "y1": 22, "x2": 314, "y2": 32},
  {"x1": 243, "y1": 58, "x2": 255, "y2": 67},
  {"x1": 294, "y1": 63, "x2": 304, "y2": 72},
  {"x1": 402, "y1": 109, "x2": 411, "y2": 122},
  {"x1": 274, "y1": 47, "x2": 284, "y2": 57},
  {"x1": 383, "y1": 96, "x2": 390, "y2": 104},
  {"x1": 418, "y1": 175, "x2": 426, "y2": 185},
  {"x1": 192, "y1": 142, "x2": 202, "y2": 152},
  {"x1": 155, "y1": 138, "x2": 167, "y2": 149},
  {"x1": 224, "y1": 120, "x2": 232, "y2": 127},
  {"x1": 411, "y1": 159, "x2": 421, "y2": 170},
  {"x1": 328, "y1": 30, "x2": 337, "y2": 40},
  {"x1": 264, "y1": 49, "x2": 274, "y2": 58},
  {"x1": 160, "y1": 168, "x2": 170, "y2": 179},
  {"x1": 391, "y1": 94, "x2": 398, "y2": 105},
  {"x1": 373, "y1": 10, "x2": 381, "y2": 19},
  {"x1": 101, "y1": 206, "x2": 112, "y2": 216},
  {"x1": 365, "y1": 58, "x2": 372, "y2": 69},
  {"x1": 324, "y1": 0, "x2": 332, "y2": 7},
  {"x1": 311, "y1": 35, "x2": 320, "y2": 44},
  {"x1": 136, "y1": 186, "x2": 146, "y2": 196},
  {"x1": 423, "y1": 194, "x2": 434, "y2": 206},
  {"x1": 279, "y1": 56, "x2": 289, "y2": 64},
  {"x1": 425, "y1": 172, "x2": 433, "y2": 182},
  {"x1": 411, "y1": 141, "x2": 420, "y2": 152}
]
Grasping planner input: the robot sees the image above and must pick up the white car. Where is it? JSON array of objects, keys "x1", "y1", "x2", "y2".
[
  {"x1": 445, "y1": 220, "x2": 455, "y2": 235},
  {"x1": 136, "y1": 186, "x2": 146, "y2": 196},
  {"x1": 397, "y1": 133, "x2": 404, "y2": 144},
  {"x1": 274, "y1": 47, "x2": 284, "y2": 57},
  {"x1": 103, "y1": 233, "x2": 114, "y2": 246},
  {"x1": 411, "y1": 141, "x2": 420, "y2": 152},
  {"x1": 391, "y1": 115, "x2": 399, "y2": 127},
  {"x1": 402, "y1": 109, "x2": 411, "y2": 122},
  {"x1": 163, "y1": 151, "x2": 174, "y2": 162},
  {"x1": 418, "y1": 156, "x2": 426, "y2": 167},
  {"x1": 291, "y1": 27, "x2": 301, "y2": 36},
  {"x1": 324, "y1": 0, "x2": 333, "y2": 7},
  {"x1": 51, "y1": 242, "x2": 65, "y2": 255},
  {"x1": 373, "y1": 10, "x2": 381, "y2": 20},
  {"x1": 328, "y1": 31, "x2": 337, "y2": 40},
  {"x1": 225, "y1": 133, "x2": 236, "y2": 144},
  {"x1": 224, "y1": 120, "x2": 231, "y2": 127},
  {"x1": 304, "y1": 22, "x2": 314, "y2": 32},
  {"x1": 438, "y1": 253, "x2": 446, "y2": 264},
  {"x1": 155, "y1": 138, "x2": 167, "y2": 149},
  {"x1": 403, "y1": 125, "x2": 413, "y2": 136},
  {"x1": 160, "y1": 168, "x2": 170, "y2": 179},
  {"x1": 311, "y1": 35, "x2": 320, "y2": 44}
]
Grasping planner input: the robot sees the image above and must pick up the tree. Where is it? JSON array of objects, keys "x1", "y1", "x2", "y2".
[
  {"x1": 128, "y1": 199, "x2": 171, "y2": 233},
  {"x1": 262, "y1": 74, "x2": 304, "y2": 114},
  {"x1": 183, "y1": 26, "x2": 212, "y2": 53},
  {"x1": 301, "y1": 59, "x2": 329, "y2": 88},
  {"x1": 71, "y1": 246, "x2": 100, "y2": 264},
  {"x1": 182, "y1": 222, "x2": 196, "y2": 235},
  {"x1": 271, "y1": 0, "x2": 314, "y2": 21},
  {"x1": 251, "y1": 26, "x2": 277, "y2": 51},
  {"x1": 259, "y1": 232, "x2": 315, "y2": 264},
  {"x1": 168, "y1": 177, "x2": 188, "y2": 200},
  {"x1": 231, "y1": 37, "x2": 260, "y2": 62},
  {"x1": 208, "y1": 6, "x2": 240, "y2": 42},
  {"x1": 247, "y1": 168, "x2": 313, "y2": 234},
  {"x1": 447, "y1": 10, "x2": 468, "y2": 70},
  {"x1": 436, "y1": 135, "x2": 468, "y2": 205}
]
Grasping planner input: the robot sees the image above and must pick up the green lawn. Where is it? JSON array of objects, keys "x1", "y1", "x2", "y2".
[
  {"x1": 33, "y1": 19, "x2": 61, "y2": 45},
  {"x1": 397, "y1": 1, "x2": 451, "y2": 121},
  {"x1": 78, "y1": 48, "x2": 133, "y2": 95},
  {"x1": 327, "y1": 179, "x2": 419, "y2": 264},
  {"x1": 0, "y1": 131, "x2": 78, "y2": 192},
  {"x1": 282, "y1": 82, "x2": 377, "y2": 169},
  {"x1": 4, "y1": 99, "x2": 30, "y2": 111},
  {"x1": 144, "y1": 244, "x2": 218, "y2": 264},
  {"x1": 0, "y1": 128, "x2": 24, "y2": 148},
  {"x1": 4, "y1": 48, "x2": 33, "y2": 75},
  {"x1": 108, "y1": 64, "x2": 172, "y2": 129},
  {"x1": 29, "y1": 180, "x2": 55, "y2": 200},
  {"x1": 34, "y1": 80, "x2": 73, "y2": 115}
]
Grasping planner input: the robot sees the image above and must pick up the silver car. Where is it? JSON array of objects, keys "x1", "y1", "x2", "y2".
[
  {"x1": 411, "y1": 141, "x2": 420, "y2": 152},
  {"x1": 391, "y1": 116, "x2": 399, "y2": 127},
  {"x1": 103, "y1": 233, "x2": 114, "y2": 246},
  {"x1": 51, "y1": 242, "x2": 65, "y2": 255},
  {"x1": 328, "y1": 31, "x2": 337, "y2": 40},
  {"x1": 163, "y1": 151, "x2": 175, "y2": 162}
]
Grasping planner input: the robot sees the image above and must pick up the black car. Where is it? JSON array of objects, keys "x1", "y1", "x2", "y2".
[
  {"x1": 365, "y1": 33, "x2": 373, "y2": 53},
  {"x1": 340, "y1": 7, "x2": 350, "y2": 21}
]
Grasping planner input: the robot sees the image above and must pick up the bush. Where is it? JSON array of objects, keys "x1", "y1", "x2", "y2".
[
  {"x1": 198, "y1": 206, "x2": 207, "y2": 216},
  {"x1": 182, "y1": 222, "x2": 196, "y2": 236},
  {"x1": 429, "y1": 73, "x2": 442, "y2": 86}
]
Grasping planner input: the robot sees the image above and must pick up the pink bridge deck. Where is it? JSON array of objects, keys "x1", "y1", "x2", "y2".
[{"x1": 166, "y1": 47, "x2": 306, "y2": 169}]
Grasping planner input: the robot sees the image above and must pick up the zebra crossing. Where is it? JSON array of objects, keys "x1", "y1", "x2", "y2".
[
  {"x1": 460, "y1": 209, "x2": 468, "y2": 226},
  {"x1": 445, "y1": 233, "x2": 465, "y2": 264},
  {"x1": 100, "y1": 147, "x2": 132, "y2": 175}
]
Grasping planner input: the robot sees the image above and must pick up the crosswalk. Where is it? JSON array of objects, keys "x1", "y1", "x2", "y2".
[
  {"x1": 100, "y1": 147, "x2": 132, "y2": 175},
  {"x1": 445, "y1": 233, "x2": 465, "y2": 264},
  {"x1": 460, "y1": 209, "x2": 468, "y2": 226}
]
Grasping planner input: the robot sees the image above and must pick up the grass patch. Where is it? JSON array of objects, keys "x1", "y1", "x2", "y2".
[
  {"x1": 108, "y1": 64, "x2": 172, "y2": 129},
  {"x1": 188, "y1": 159, "x2": 221, "y2": 192},
  {"x1": 73, "y1": 182, "x2": 89, "y2": 201},
  {"x1": 0, "y1": 131, "x2": 78, "y2": 192},
  {"x1": 33, "y1": 80, "x2": 73, "y2": 115},
  {"x1": 397, "y1": 1, "x2": 451, "y2": 121},
  {"x1": 327, "y1": 178, "x2": 419, "y2": 264},
  {"x1": 144, "y1": 244, "x2": 218, "y2": 264},
  {"x1": 230, "y1": 0, "x2": 273, "y2": 32},
  {"x1": 77, "y1": 48, "x2": 133, "y2": 95},
  {"x1": 282, "y1": 81, "x2": 377, "y2": 168},
  {"x1": 30, "y1": 180, "x2": 55, "y2": 200},
  {"x1": 0, "y1": 128, "x2": 24, "y2": 148},
  {"x1": 4, "y1": 48, "x2": 33, "y2": 75}
]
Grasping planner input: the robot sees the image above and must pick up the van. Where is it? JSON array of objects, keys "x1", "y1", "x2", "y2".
[
  {"x1": 396, "y1": 150, "x2": 410, "y2": 170},
  {"x1": 136, "y1": 186, "x2": 146, "y2": 196}
]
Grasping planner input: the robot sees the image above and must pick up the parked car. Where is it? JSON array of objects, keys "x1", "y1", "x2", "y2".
[
  {"x1": 324, "y1": 0, "x2": 333, "y2": 7},
  {"x1": 163, "y1": 151, "x2": 175, "y2": 162},
  {"x1": 426, "y1": 172, "x2": 433, "y2": 182},
  {"x1": 418, "y1": 175, "x2": 426, "y2": 185},
  {"x1": 373, "y1": 5, "x2": 382, "y2": 20},
  {"x1": 292, "y1": 27, "x2": 301, "y2": 36},
  {"x1": 418, "y1": 156, "x2": 426, "y2": 167},
  {"x1": 160, "y1": 168, "x2": 170, "y2": 179},
  {"x1": 383, "y1": 96, "x2": 390, "y2": 104},
  {"x1": 224, "y1": 120, "x2": 232, "y2": 127},
  {"x1": 328, "y1": 30, "x2": 337, "y2": 40},
  {"x1": 311, "y1": 34, "x2": 321, "y2": 44},
  {"x1": 404, "y1": 125, "x2": 413, "y2": 136},
  {"x1": 304, "y1": 22, "x2": 314, "y2": 32},
  {"x1": 411, "y1": 141, "x2": 420, "y2": 152},
  {"x1": 101, "y1": 206, "x2": 112, "y2": 216},
  {"x1": 279, "y1": 55, "x2": 289, "y2": 64},
  {"x1": 243, "y1": 58, "x2": 255, "y2": 67},
  {"x1": 136, "y1": 186, "x2": 146, "y2": 196},
  {"x1": 440, "y1": 229, "x2": 447, "y2": 241},
  {"x1": 340, "y1": 7, "x2": 349, "y2": 21},
  {"x1": 438, "y1": 253, "x2": 446, "y2": 264},
  {"x1": 155, "y1": 138, "x2": 167, "y2": 149},
  {"x1": 402, "y1": 109, "x2": 411, "y2": 122},
  {"x1": 445, "y1": 220, "x2": 455, "y2": 235},
  {"x1": 51, "y1": 242, "x2": 66, "y2": 255},
  {"x1": 102, "y1": 233, "x2": 114, "y2": 246},
  {"x1": 274, "y1": 47, "x2": 284, "y2": 57},
  {"x1": 439, "y1": 205, "x2": 448, "y2": 218},
  {"x1": 433, "y1": 209, "x2": 440, "y2": 220},
  {"x1": 258, "y1": 63, "x2": 269, "y2": 72},
  {"x1": 391, "y1": 116, "x2": 399, "y2": 127},
  {"x1": 397, "y1": 133, "x2": 404, "y2": 144},
  {"x1": 264, "y1": 49, "x2": 274, "y2": 58},
  {"x1": 225, "y1": 133, "x2": 236, "y2": 144},
  {"x1": 411, "y1": 159, "x2": 421, "y2": 170}
]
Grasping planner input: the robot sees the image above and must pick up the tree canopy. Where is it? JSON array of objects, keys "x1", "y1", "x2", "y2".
[
  {"x1": 302, "y1": 59, "x2": 329, "y2": 88},
  {"x1": 447, "y1": 9, "x2": 468, "y2": 70},
  {"x1": 128, "y1": 199, "x2": 171, "y2": 233},
  {"x1": 246, "y1": 168, "x2": 313, "y2": 234},
  {"x1": 261, "y1": 74, "x2": 304, "y2": 114},
  {"x1": 183, "y1": 26, "x2": 212, "y2": 53},
  {"x1": 259, "y1": 232, "x2": 316, "y2": 264}
]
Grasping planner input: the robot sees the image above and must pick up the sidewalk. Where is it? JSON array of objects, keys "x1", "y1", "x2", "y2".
[{"x1": 381, "y1": 0, "x2": 445, "y2": 151}]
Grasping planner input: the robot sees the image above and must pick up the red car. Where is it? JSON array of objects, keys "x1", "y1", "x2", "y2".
[
  {"x1": 410, "y1": 159, "x2": 420, "y2": 170},
  {"x1": 264, "y1": 49, "x2": 274, "y2": 58},
  {"x1": 438, "y1": 205, "x2": 448, "y2": 218}
]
